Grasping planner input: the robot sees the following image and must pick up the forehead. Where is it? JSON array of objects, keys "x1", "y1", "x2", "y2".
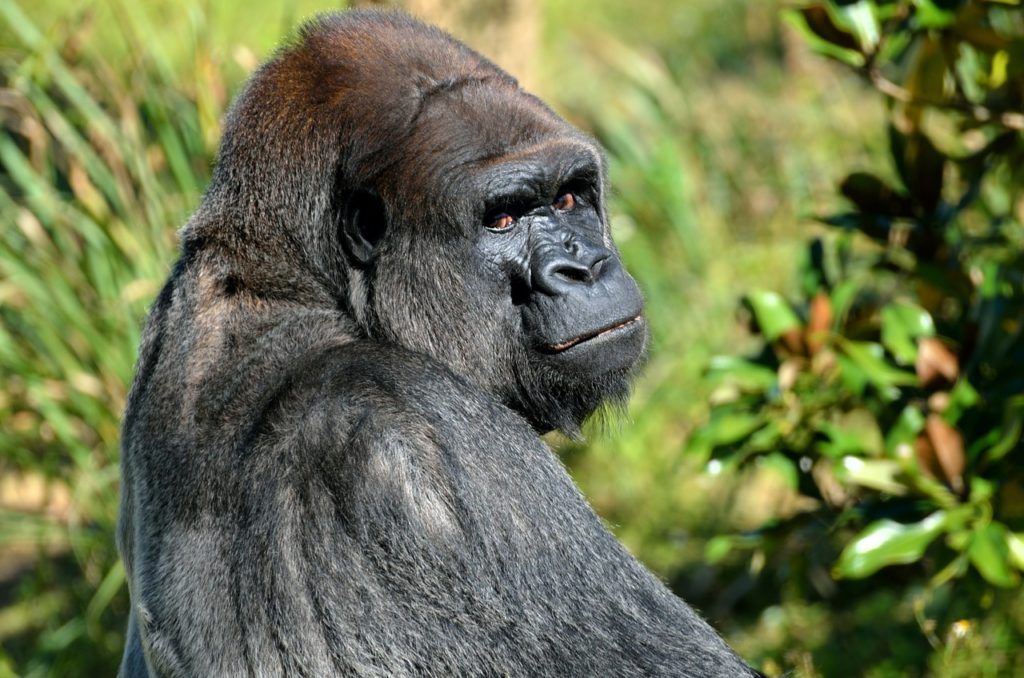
[{"x1": 389, "y1": 82, "x2": 600, "y2": 197}]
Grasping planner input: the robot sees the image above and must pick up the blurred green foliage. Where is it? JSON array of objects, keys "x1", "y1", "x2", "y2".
[
  {"x1": 691, "y1": 1, "x2": 1024, "y2": 675},
  {"x1": 0, "y1": 0, "x2": 1020, "y2": 676}
]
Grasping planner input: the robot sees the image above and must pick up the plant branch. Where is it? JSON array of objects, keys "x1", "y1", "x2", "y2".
[{"x1": 866, "y1": 67, "x2": 1024, "y2": 131}]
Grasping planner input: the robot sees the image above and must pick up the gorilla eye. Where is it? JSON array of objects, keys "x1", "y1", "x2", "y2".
[
  {"x1": 487, "y1": 212, "x2": 516, "y2": 231},
  {"x1": 553, "y1": 193, "x2": 576, "y2": 211}
]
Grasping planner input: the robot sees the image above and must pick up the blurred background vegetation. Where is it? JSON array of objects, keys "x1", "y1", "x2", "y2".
[{"x1": 1, "y1": 0, "x2": 1021, "y2": 675}]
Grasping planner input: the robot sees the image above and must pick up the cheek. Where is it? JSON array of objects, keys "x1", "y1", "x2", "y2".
[
  {"x1": 465, "y1": 256, "x2": 522, "y2": 319},
  {"x1": 476, "y1": 235, "x2": 531, "y2": 289}
]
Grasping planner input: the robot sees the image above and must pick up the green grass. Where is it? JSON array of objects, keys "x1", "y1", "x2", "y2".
[{"x1": 0, "y1": 1, "x2": 210, "y2": 672}]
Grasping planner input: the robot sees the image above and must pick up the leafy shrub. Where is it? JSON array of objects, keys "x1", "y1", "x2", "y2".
[{"x1": 693, "y1": 0, "x2": 1024, "y2": 673}]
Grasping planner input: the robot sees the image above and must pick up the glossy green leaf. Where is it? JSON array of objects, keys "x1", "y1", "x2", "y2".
[
  {"x1": 968, "y1": 523, "x2": 1019, "y2": 588},
  {"x1": 886, "y1": 405, "x2": 926, "y2": 456},
  {"x1": 758, "y1": 453, "x2": 799, "y2": 491},
  {"x1": 746, "y1": 290, "x2": 801, "y2": 342},
  {"x1": 942, "y1": 379, "x2": 980, "y2": 425},
  {"x1": 835, "y1": 353, "x2": 869, "y2": 395},
  {"x1": 969, "y1": 477, "x2": 996, "y2": 502},
  {"x1": 837, "y1": 456, "x2": 907, "y2": 495},
  {"x1": 746, "y1": 419, "x2": 784, "y2": 452},
  {"x1": 817, "y1": 409, "x2": 885, "y2": 458},
  {"x1": 829, "y1": 280, "x2": 859, "y2": 326},
  {"x1": 705, "y1": 535, "x2": 735, "y2": 564},
  {"x1": 839, "y1": 339, "x2": 919, "y2": 390},
  {"x1": 986, "y1": 395, "x2": 1024, "y2": 463},
  {"x1": 704, "y1": 534, "x2": 761, "y2": 565},
  {"x1": 783, "y1": 8, "x2": 865, "y2": 67},
  {"x1": 1007, "y1": 532, "x2": 1024, "y2": 571},
  {"x1": 705, "y1": 356, "x2": 778, "y2": 392},
  {"x1": 912, "y1": 0, "x2": 961, "y2": 29},
  {"x1": 881, "y1": 302, "x2": 935, "y2": 365},
  {"x1": 953, "y1": 42, "x2": 987, "y2": 103},
  {"x1": 834, "y1": 1, "x2": 881, "y2": 51},
  {"x1": 702, "y1": 412, "x2": 766, "y2": 446},
  {"x1": 687, "y1": 412, "x2": 766, "y2": 459},
  {"x1": 834, "y1": 512, "x2": 947, "y2": 579},
  {"x1": 817, "y1": 422, "x2": 865, "y2": 458}
]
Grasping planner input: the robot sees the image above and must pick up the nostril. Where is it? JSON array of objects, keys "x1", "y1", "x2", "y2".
[
  {"x1": 552, "y1": 262, "x2": 592, "y2": 284},
  {"x1": 532, "y1": 243, "x2": 614, "y2": 295}
]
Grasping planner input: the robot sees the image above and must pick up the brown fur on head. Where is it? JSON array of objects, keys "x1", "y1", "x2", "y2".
[{"x1": 183, "y1": 12, "x2": 519, "y2": 301}]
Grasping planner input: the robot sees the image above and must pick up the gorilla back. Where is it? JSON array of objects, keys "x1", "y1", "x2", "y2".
[{"x1": 118, "y1": 11, "x2": 761, "y2": 677}]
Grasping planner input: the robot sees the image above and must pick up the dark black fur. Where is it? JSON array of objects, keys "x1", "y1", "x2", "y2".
[{"x1": 118, "y1": 10, "x2": 762, "y2": 677}]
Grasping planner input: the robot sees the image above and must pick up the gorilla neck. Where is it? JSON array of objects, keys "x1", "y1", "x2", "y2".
[{"x1": 510, "y1": 366, "x2": 634, "y2": 438}]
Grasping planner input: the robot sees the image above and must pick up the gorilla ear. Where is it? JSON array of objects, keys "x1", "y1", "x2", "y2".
[{"x1": 339, "y1": 189, "x2": 387, "y2": 266}]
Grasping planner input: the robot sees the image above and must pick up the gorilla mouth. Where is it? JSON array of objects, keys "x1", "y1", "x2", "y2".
[{"x1": 542, "y1": 315, "x2": 643, "y2": 354}]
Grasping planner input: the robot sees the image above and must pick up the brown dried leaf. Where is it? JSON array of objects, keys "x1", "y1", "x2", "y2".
[
  {"x1": 779, "y1": 327, "x2": 805, "y2": 357},
  {"x1": 916, "y1": 337, "x2": 959, "y2": 386},
  {"x1": 927, "y1": 391, "x2": 950, "y2": 414},
  {"x1": 914, "y1": 433, "x2": 941, "y2": 481},
  {"x1": 805, "y1": 292, "x2": 833, "y2": 354},
  {"x1": 926, "y1": 415, "x2": 965, "y2": 493}
]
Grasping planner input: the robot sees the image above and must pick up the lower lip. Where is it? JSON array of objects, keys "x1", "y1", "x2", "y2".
[{"x1": 544, "y1": 315, "x2": 643, "y2": 353}]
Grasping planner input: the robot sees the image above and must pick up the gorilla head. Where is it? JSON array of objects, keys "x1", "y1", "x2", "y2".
[{"x1": 195, "y1": 11, "x2": 646, "y2": 435}]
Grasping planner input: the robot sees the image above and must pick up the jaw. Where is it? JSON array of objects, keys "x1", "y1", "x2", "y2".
[
  {"x1": 505, "y1": 320, "x2": 647, "y2": 436},
  {"x1": 516, "y1": 361, "x2": 638, "y2": 436}
]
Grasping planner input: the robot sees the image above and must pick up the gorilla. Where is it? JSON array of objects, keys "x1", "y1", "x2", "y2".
[{"x1": 117, "y1": 10, "x2": 762, "y2": 677}]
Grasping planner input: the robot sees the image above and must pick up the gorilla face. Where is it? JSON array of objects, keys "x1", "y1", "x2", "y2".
[
  {"x1": 334, "y1": 59, "x2": 646, "y2": 434},
  {"x1": 468, "y1": 136, "x2": 647, "y2": 432},
  {"x1": 473, "y1": 144, "x2": 646, "y2": 374}
]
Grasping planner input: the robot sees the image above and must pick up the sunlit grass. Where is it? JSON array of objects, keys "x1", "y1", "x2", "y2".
[{"x1": 0, "y1": 1, "x2": 220, "y2": 672}]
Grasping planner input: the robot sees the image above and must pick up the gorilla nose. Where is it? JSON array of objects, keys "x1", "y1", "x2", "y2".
[{"x1": 533, "y1": 244, "x2": 612, "y2": 295}]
